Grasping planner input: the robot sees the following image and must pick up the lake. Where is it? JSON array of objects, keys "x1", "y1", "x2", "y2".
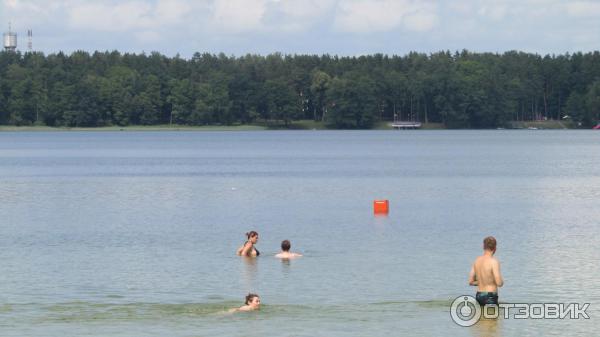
[{"x1": 0, "y1": 130, "x2": 598, "y2": 336}]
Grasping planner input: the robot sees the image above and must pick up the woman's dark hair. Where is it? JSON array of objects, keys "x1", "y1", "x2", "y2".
[
  {"x1": 246, "y1": 231, "x2": 258, "y2": 239},
  {"x1": 281, "y1": 240, "x2": 291, "y2": 252},
  {"x1": 245, "y1": 293, "x2": 259, "y2": 305}
]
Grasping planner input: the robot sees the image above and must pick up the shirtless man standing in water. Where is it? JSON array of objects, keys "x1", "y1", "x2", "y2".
[{"x1": 469, "y1": 236, "x2": 504, "y2": 305}]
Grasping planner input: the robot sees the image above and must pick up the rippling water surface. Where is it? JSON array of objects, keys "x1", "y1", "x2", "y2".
[{"x1": 0, "y1": 130, "x2": 599, "y2": 336}]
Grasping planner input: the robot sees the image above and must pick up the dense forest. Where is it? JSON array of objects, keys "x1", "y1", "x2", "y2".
[{"x1": 1, "y1": 50, "x2": 600, "y2": 129}]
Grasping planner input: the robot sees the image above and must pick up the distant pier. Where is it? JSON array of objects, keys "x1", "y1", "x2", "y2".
[{"x1": 391, "y1": 121, "x2": 422, "y2": 129}]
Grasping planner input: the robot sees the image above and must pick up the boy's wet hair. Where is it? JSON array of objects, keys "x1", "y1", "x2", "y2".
[
  {"x1": 281, "y1": 240, "x2": 291, "y2": 252},
  {"x1": 483, "y1": 236, "x2": 497, "y2": 251}
]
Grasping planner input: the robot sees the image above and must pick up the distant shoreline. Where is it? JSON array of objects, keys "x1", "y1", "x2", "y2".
[
  {"x1": 0, "y1": 121, "x2": 422, "y2": 132},
  {"x1": 0, "y1": 120, "x2": 576, "y2": 132},
  {"x1": 0, "y1": 125, "x2": 268, "y2": 132}
]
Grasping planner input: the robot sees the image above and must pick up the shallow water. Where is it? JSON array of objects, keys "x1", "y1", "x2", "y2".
[{"x1": 0, "y1": 130, "x2": 598, "y2": 336}]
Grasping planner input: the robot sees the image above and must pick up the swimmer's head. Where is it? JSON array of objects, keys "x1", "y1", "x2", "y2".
[
  {"x1": 246, "y1": 231, "x2": 259, "y2": 244},
  {"x1": 281, "y1": 240, "x2": 291, "y2": 252},
  {"x1": 245, "y1": 293, "x2": 261, "y2": 309},
  {"x1": 483, "y1": 236, "x2": 497, "y2": 253}
]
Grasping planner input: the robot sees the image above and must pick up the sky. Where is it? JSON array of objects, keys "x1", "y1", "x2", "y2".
[{"x1": 1, "y1": 0, "x2": 599, "y2": 58}]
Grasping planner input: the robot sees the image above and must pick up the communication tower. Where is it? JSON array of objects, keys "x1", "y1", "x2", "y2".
[{"x1": 27, "y1": 29, "x2": 32, "y2": 51}]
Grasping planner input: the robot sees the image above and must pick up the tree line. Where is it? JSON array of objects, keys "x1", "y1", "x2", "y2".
[{"x1": 1, "y1": 50, "x2": 599, "y2": 129}]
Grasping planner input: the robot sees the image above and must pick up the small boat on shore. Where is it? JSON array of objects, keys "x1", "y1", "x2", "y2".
[{"x1": 593, "y1": 124, "x2": 600, "y2": 130}]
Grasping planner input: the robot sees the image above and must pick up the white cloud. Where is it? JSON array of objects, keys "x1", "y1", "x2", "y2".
[
  {"x1": 448, "y1": 2, "x2": 473, "y2": 15},
  {"x1": 565, "y1": 1, "x2": 600, "y2": 17},
  {"x1": 477, "y1": 4, "x2": 508, "y2": 21},
  {"x1": 4, "y1": 0, "x2": 18, "y2": 8},
  {"x1": 266, "y1": 0, "x2": 335, "y2": 32},
  {"x1": 1, "y1": 0, "x2": 599, "y2": 56},
  {"x1": 1, "y1": 0, "x2": 50, "y2": 19},
  {"x1": 274, "y1": 0, "x2": 335, "y2": 20},
  {"x1": 206, "y1": 0, "x2": 335, "y2": 34},
  {"x1": 61, "y1": 0, "x2": 194, "y2": 45},
  {"x1": 67, "y1": 1, "x2": 155, "y2": 32},
  {"x1": 155, "y1": 0, "x2": 192, "y2": 24},
  {"x1": 333, "y1": 0, "x2": 438, "y2": 33},
  {"x1": 0, "y1": 0, "x2": 192, "y2": 34},
  {"x1": 210, "y1": 0, "x2": 268, "y2": 33},
  {"x1": 403, "y1": 8, "x2": 437, "y2": 32}
]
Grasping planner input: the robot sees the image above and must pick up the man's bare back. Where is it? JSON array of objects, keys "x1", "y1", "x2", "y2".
[
  {"x1": 469, "y1": 254, "x2": 503, "y2": 292},
  {"x1": 469, "y1": 236, "x2": 504, "y2": 306},
  {"x1": 275, "y1": 251, "x2": 302, "y2": 259}
]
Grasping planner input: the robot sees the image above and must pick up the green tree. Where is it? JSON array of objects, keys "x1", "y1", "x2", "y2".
[
  {"x1": 207, "y1": 78, "x2": 233, "y2": 125},
  {"x1": 326, "y1": 74, "x2": 377, "y2": 129},
  {"x1": 310, "y1": 70, "x2": 331, "y2": 121},
  {"x1": 262, "y1": 78, "x2": 300, "y2": 127},
  {"x1": 137, "y1": 74, "x2": 162, "y2": 125},
  {"x1": 565, "y1": 92, "x2": 588, "y2": 127},
  {"x1": 166, "y1": 79, "x2": 194, "y2": 125},
  {"x1": 585, "y1": 80, "x2": 600, "y2": 126}
]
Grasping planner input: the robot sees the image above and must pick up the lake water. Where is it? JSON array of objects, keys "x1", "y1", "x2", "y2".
[{"x1": 0, "y1": 130, "x2": 599, "y2": 336}]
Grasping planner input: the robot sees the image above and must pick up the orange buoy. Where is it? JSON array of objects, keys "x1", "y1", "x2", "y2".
[{"x1": 373, "y1": 200, "x2": 389, "y2": 214}]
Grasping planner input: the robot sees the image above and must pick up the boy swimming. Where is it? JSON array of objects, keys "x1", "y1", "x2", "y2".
[{"x1": 275, "y1": 240, "x2": 302, "y2": 259}]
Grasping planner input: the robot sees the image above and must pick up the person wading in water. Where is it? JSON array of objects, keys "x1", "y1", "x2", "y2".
[
  {"x1": 469, "y1": 236, "x2": 504, "y2": 306},
  {"x1": 237, "y1": 231, "x2": 260, "y2": 257}
]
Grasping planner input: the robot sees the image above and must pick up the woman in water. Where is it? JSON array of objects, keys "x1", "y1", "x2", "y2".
[
  {"x1": 237, "y1": 293, "x2": 261, "y2": 311},
  {"x1": 236, "y1": 231, "x2": 260, "y2": 257}
]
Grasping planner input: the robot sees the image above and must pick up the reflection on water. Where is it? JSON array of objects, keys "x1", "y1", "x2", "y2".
[
  {"x1": 279, "y1": 258, "x2": 291, "y2": 268},
  {"x1": 471, "y1": 316, "x2": 503, "y2": 337},
  {"x1": 240, "y1": 257, "x2": 259, "y2": 293}
]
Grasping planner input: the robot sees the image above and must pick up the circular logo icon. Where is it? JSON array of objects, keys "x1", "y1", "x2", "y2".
[{"x1": 450, "y1": 295, "x2": 481, "y2": 327}]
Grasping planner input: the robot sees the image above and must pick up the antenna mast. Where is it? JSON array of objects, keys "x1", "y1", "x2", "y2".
[{"x1": 28, "y1": 29, "x2": 32, "y2": 51}]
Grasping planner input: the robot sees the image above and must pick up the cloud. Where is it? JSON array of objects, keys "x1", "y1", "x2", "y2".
[
  {"x1": 210, "y1": 0, "x2": 268, "y2": 33},
  {"x1": 67, "y1": 1, "x2": 155, "y2": 32},
  {"x1": 1, "y1": 0, "x2": 600, "y2": 56},
  {"x1": 1, "y1": 0, "x2": 53, "y2": 23},
  {"x1": 333, "y1": 0, "x2": 438, "y2": 33},
  {"x1": 276, "y1": 0, "x2": 334, "y2": 19},
  {"x1": 565, "y1": 1, "x2": 600, "y2": 17},
  {"x1": 155, "y1": 0, "x2": 193, "y2": 24},
  {"x1": 477, "y1": 4, "x2": 508, "y2": 21},
  {"x1": 264, "y1": 0, "x2": 335, "y2": 32},
  {"x1": 58, "y1": 0, "x2": 196, "y2": 47},
  {"x1": 64, "y1": 0, "x2": 193, "y2": 31},
  {"x1": 207, "y1": 0, "x2": 335, "y2": 34},
  {"x1": 403, "y1": 4, "x2": 437, "y2": 31},
  {"x1": 4, "y1": 0, "x2": 18, "y2": 8}
]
